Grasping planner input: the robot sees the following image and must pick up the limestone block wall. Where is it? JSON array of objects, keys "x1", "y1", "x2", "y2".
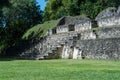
[
  {"x1": 61, "y1": 45, "x2": 73, "y2": 59},
  {"x1": 61, "y1": 45, "x2": 82, "y2": 59},
  {"x1": 75, "y1": 21, "x2": 91, "y2": 31},
  {"x1": 45, "y1": 30, "x2": 97, "y2": 59},
  {"x1": 73, "y1": 47, "x2": 82, "y2": 59},
  {"x1": 97, "y1": 27, "x2": 120, "y2": 39},
  {"x1": 95, "y1": 7, "x2": 120, "y2": 28},
  {"x1": 97, "y1": 16, "x2": 120, "y2": 28},
  {"x1": 56, "y1": 25, "x2": 69, "y2": 33},
  {"x1": 117, "y1": 6, "x2": 120, "y2": 14},
  {"x1": 80, "y1": 30, "x2": 96, "y2": 40},
  {"x1": 56, "y1": 16, "x2": 91, "y2": 34},
  {"x1": 95, "y1": 7, "x2": 116, "y2": 20},
  {"x1": 76, "y1": 38, "x2": 120, "y2": 59}
]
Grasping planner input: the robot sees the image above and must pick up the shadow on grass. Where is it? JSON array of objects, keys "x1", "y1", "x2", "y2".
[
  {"x1": 0, "y1": 57, "x2": 22, "y2": 61},
  {"x1": 0, "y1": 58, "x2": 14, "y2": 61}
]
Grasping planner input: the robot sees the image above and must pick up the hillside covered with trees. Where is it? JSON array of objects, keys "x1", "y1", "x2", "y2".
[{"x1": 0, "y1": 0, "x2": 120, "y2": 56}]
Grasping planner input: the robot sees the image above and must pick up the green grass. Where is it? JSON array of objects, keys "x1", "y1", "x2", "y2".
[
  {"x1": 22, "y1": 19, "x2": 60, "y2": 39},
  {"x1": 0, "y1": 59, "x2": 120, "y2": 80}
]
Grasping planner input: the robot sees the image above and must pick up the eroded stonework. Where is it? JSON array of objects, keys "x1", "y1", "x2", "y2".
[{"x1": 18, "y1": 6, "x2": 120, "y2": 60}]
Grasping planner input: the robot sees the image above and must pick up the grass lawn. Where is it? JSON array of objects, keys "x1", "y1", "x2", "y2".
[{"x1": 0, "y1": 59, "x2": 120, "y2": 80}]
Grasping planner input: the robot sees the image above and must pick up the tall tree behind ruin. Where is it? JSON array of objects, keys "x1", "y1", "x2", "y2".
[
  {"x1": 0, "y1": 0, "x2": 43, "y2": 51},
  {"x1": 43, "y1": 0, "x2": 120, "y2": 21}
]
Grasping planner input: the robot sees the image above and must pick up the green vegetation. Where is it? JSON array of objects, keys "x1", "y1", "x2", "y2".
[
  {"x1": 0, "y1": 0, "x2": 42, "y2": 52},
  {"x1": 22, "y1": 19, "x2": 60, "y2": 39},
  {"x1": 0, "y1": 59, "x2": 120, "y2": 80},
  {"x1": 44, "y1": 0, "x2": 120, "y2": 21}
]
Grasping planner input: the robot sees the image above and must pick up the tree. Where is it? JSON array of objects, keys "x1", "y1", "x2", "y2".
[
  {"x1": 0, "y1": 0, "x2": 10, "y2": 53},
  {"x1": 43, "y1": 0, "x2": 120, "y2": 21},
  {"x1": 0, "y1": 0, "x2": 43, "y2": 52},
  {"x1": 43, "y1": 0, "x2": 85, "y2": 21},
  {"x1": 0, "y1": 0, "x2": 10, "y2": 7}
]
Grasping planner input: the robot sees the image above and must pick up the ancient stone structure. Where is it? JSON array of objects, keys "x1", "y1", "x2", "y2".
[
  {"x1": 18, "y1": 7, "x2": 120, "y2": 60},
  {"x1": 96, "y1": 7, "x2": 120, "y2": 28}
]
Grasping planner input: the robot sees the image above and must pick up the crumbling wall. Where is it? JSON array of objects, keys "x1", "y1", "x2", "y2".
[
  {"x1": 76, "y1": 38, "x2": 120, "y2": 59},
  {"x1": 56, "y1": 16, "x2": 91, "y2": 34},
  {"x1": 80, "y1": 30, "x2": 96, "y2": 40},
  {"x1": 56, "y1": 25, "x2": 69, "y2": 33},
  {"x1": 96, "y1": 7, "x2": 120, "y2": 28},
  {"x1": 75, "y1": 21, "x2": 91, "y2": 31},
  {"x1": 97, "y1": 27, "x2": 120, "y2": 39},
  {"x1": 97, "y1": 16, "x2": 120, "y2": 28}
]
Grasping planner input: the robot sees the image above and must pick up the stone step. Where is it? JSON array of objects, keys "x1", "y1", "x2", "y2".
[
  {"x1": 36, "y1": 56, "x2": 44, "y2": 60},
  {"x1": 51, "y1": 47, "x2": 57, "y2": 50},
  {"x1": 69, "y1": 37, "x2": 73, "y2": 40},
  {"x1": 60, "y1": 42, "x2": 65, "y2": 45},
  {"x1": 57, "y1": 45, "x2": 62, "y2": 48},
  {"x1": 47, "y1": 50, "x2": 53, "y2": 53}
]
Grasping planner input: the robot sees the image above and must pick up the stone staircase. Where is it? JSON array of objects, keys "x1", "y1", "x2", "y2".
[
  {"x1": 37, "y1": 32, "x2": 82, "y2": 59},
  {"x1": 18, "y1": 30, "x2": 97, "y2": 60}
]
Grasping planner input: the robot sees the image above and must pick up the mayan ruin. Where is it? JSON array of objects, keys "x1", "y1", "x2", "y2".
[{"x1": 11, "y1": 7, "x2": 120, "y2": 60}]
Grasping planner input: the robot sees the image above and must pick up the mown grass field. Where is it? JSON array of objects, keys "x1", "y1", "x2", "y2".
[{"x1": 0, "y1": 59, "x2": 120, "y2": 80}]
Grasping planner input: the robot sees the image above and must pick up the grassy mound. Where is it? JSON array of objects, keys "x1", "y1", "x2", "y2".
[{"x1": 22, "y1": 19, "x2": 60, "y2": 39}]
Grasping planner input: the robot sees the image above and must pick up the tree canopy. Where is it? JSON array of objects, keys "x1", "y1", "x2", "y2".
[
  {"x1": 0, "y1": 0, "x2": 43, "y2": 52},
  {"x1": 43, "y1": 0, "x2": 120, "y2": 21}
]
